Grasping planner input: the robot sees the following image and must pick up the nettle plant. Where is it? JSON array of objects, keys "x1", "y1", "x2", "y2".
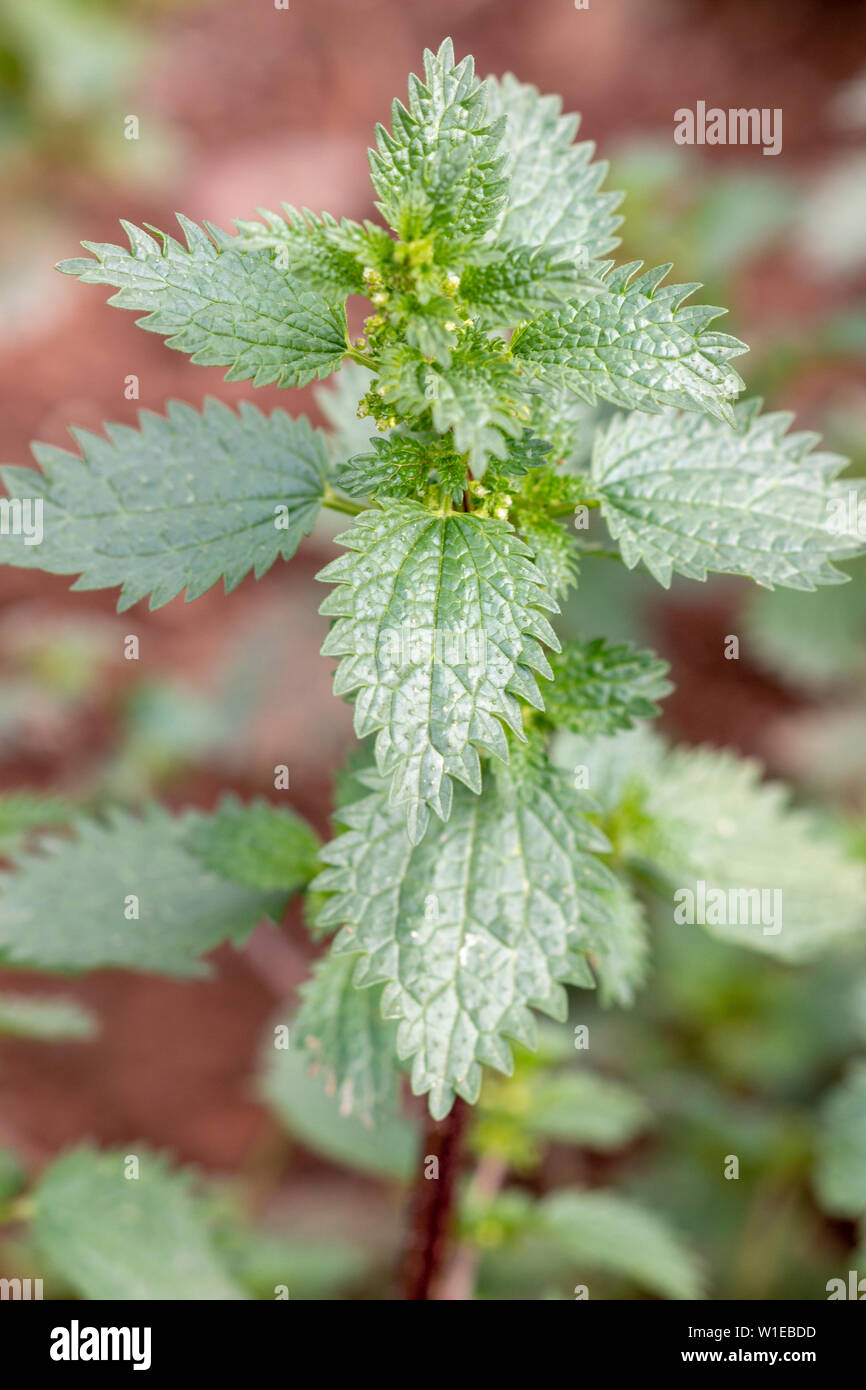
[{"x1": 3, "y1": 43, "x2": 866, "y2": 1140}]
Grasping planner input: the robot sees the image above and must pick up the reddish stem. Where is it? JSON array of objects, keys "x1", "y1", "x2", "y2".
[{"x1": 401, "y1": 1098, "x2": 469, "y2": 1300}]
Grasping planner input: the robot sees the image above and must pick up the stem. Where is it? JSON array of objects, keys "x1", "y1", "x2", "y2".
[
  {"x1": 575, "y1": 543, "x2": 624, "y2": 562},
  {"x1": 321, "y1": 485, "x2": 367, "y2": 517},
  {"x1": 344, "y1": 347, "x2": 378, "y2": 371},
  {"x1": 401, "y1": 1099, "x2": 469, "y2": 1300},
  {"x1": 547, "y1": 498, "x2": 601, "y2": 519}
]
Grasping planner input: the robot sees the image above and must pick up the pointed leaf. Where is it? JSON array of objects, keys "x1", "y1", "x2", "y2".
[
  {"x1": 514, "y1": 263, "x2": 746, "y2": 424},
  {"x1": 375, "y1": 334, "x2": 533, "y2": 477},
  {"x1": 315, "y1": 765, "x2": 615, "y2": 1118},
  {"x1": 0, "y1": 804, "x2": 297, "y2": 976},
  {"x1": 519, "y1": 516, "x2": 580, "y2": 598},
  {"x1": 316, "y1": 500, "x2": 561, "y2": 841},
  {"x1": 184, "y1": 797, "x2": 320, "y2": 892},
  {"x1": 459, "y1": 243, "x2": 596, "y2": 323},
  {"x1": 541, "y1": 636, "x2": 672, "y2": 736},
  {"x1": 0, "y1": 400, "x2": 327, "y2": 611},
  {"x1": 369, "y1": 39, "x2": 507, "y2": 244},
  {"x1": 231, "y1": 205, "x2": 367, "y2": 296},
  {"x1": 484, "y1": 73, "x2": 622, "y2": 264},
  {"x1": 592, "y1": 402, "x2": 865, "y2": 589},
  {"x1": 58, "y1": 216, "x2": 348, "y2": 387}
]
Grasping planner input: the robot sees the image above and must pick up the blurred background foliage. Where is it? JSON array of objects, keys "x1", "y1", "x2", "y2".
[{"x1": 0, "y1": 0, "x2": 865, "y2": 1300}]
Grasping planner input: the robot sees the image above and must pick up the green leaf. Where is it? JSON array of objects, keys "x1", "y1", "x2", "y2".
[
  {"x1": 523, "y1": 1069, "x2": 651, "y2": 1149},
  {"x1": 518, "y1": 516, "x2": 579, "y2": 599},
  {"x1": 58, "y1": 215, "x2": 348, "y2": 387},
  {"x1": 815, "y1": 1061, "x2": 866, "y2": 1217},
  {"x1": 590, "y1": 875, "x2": 650, "y2": 1007},
  {"x1": 260, "y1": 1024, "x2": 417, "y2": 1179},
  {"x1": 368, "y1": 38, "x2": 507, "y2": 245},
  {"x1": 536, "y1": 1189, "x2": 704, "y2": 1299},
  {"x1": 314, "y1": 765, "x2": 614, "y2": 1118},
  {"x1": 334, "y1": 443, "x2": 424, "y2": 501},
  {"x1": 317, "y1": 500, "x2": 561, "y2": 842},
  {"x1": 475, "y1": 1032, "x2": 650, "y2": 1151},
  {"x1": 484, "y1": 73, "x2": 622, "y2": 264},
  {"x1": 315, "y1": 364, "x2": 379, "y2": 466},
  {"x1": 487, "y1": 431, "x2": 553, "y2": 479},
  {"x1": 293, "y1": 952, "x2": 402, "y2": 1123},
  {"x1": 0, "y1": 992, "x2": 96, "y2": 1040},
  {"x1": 215, "y1": 1226, "x2": 369, "y2": 1300},
  {"x1": 184, "y1": 797, "x2": 320, "y2": 892},
  {"x1": 592, "y1": 402, "x2": 864, "y2": 589},
  {"x1": 375, "y1": 334, "x2": 533, "y2": 476},
  {"x1": 0, "y1": 804, "x2": 290, "y2": 976},
  {"x1": 231, "y1": 205, "x2": 366, "y2": 296},
  {"x1": 33, "y1": 1146, "x2": 246, "y2": 1300},
  {"x1": 638, "y1": 742, "x2": 866, "y2": 961},
  {"x1": 334, "y1": 434, "x2": 466, "y2": 504},
  {"x1": 0, "y1": 400, "x2": 328, "y2": 611},
  {"x1": 554, "y1": 726, "x2": 654, "y2": 814},
  {"x1": 459, "y1": 244, "x2": 593, "y2": 323},
  {"x1": 0, "y1": 793, "x2": 74, "y2": 854},
  {"x1": 513, "y1": 262, "x2": 746, "y2": 425},
  {"x1": 541, "y1": 636, "x2": 672, "y2": 736}
]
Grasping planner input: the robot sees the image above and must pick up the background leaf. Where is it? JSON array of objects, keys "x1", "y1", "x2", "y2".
[
  {"x1": 260, "y1": 1030, "x2": 417, "y2": 1180},
  {"x1": 0, "y1": 804, "x2": 293, "y2": 975},
  {"x1": 815, "y1": 1060, "x2": 866, "y2": 1217},
  {"x1": 0, "y1": 793, "x2": 74, "y2": 854},
  {"x1": 184, "y1": 797, "x2": 320, "y2": 892},
  {"x1": 33, "y1": 1147, "x2": 246, "y2": 1300},
  {"x1": 536, "y1": 1188, "x2": 704, "y2": 1299},
  {"x1": 639, "y1": 743, "x2": 866, "y2": 961}
]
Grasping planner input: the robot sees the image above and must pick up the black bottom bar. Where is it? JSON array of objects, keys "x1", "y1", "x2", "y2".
[{"x1": 0, "y1": 1298, "x2": 861, "y2": 1376}]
